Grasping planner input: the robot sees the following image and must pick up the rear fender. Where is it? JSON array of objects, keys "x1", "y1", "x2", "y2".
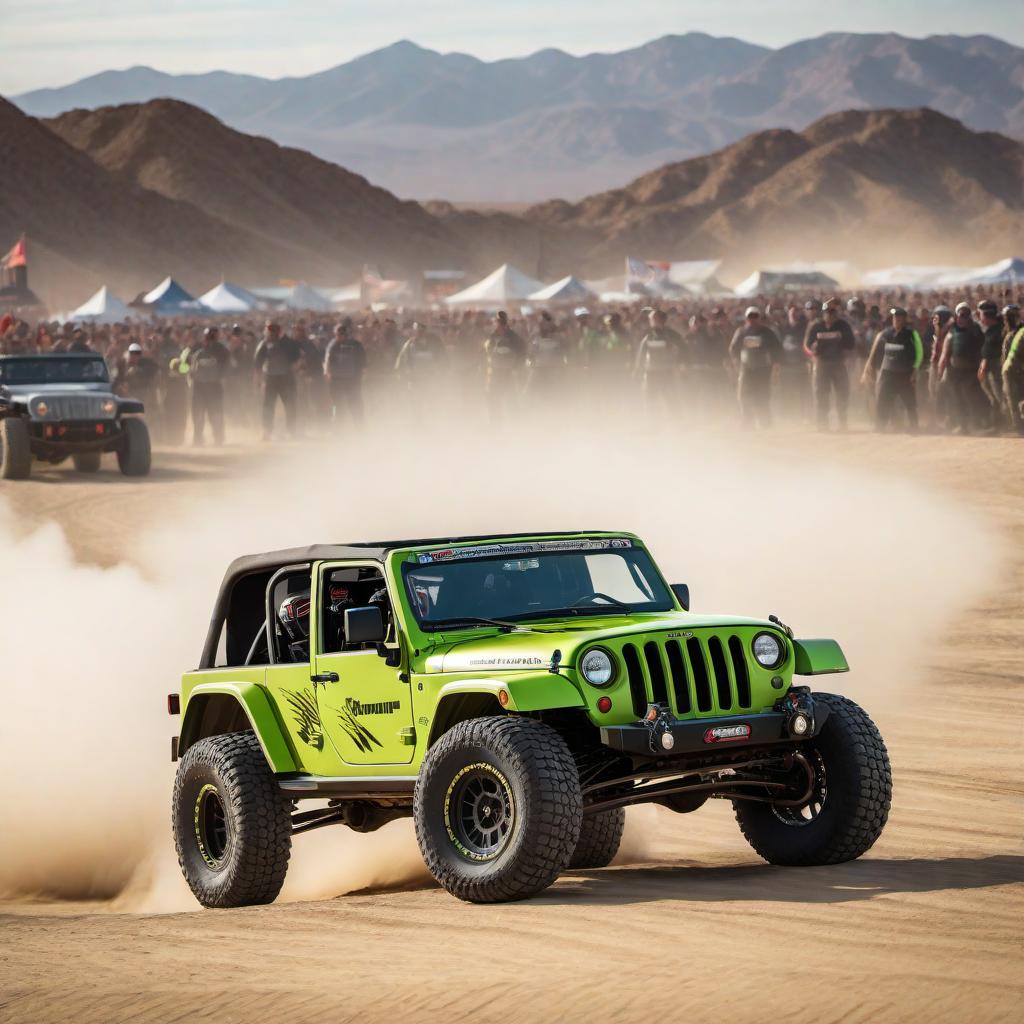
[{"x1": 179, "y1": 682, "x2": 297, "y2": 772}]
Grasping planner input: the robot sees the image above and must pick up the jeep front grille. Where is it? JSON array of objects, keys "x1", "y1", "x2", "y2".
[
  {"x1": 621, "y1": 634, "x2": 754, "y2": 718},
  {"x1": 42, "y1": 395, "x2": 111, "y2": 420}
]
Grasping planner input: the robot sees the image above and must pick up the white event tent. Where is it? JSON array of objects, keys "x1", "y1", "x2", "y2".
[
  {"x1": 444, "y1": 264, "x2": 543, "y2": 308},
  {"x1": 198, "y1": 281, "x2": 261, "y2": 313},
  {"x1": 66, "y1": 286, "x2": 133, "y2": 324},
  {"x1": 528, "y1": 275, "x2": 596, "y2": 305}
]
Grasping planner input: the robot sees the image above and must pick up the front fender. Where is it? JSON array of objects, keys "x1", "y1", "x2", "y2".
[
  {"x1": 792, "y1": 638, "x2": 849, "y2": 675},
  {"x1": 181, "y1": 682, "x2": 297, "y2": 772}
]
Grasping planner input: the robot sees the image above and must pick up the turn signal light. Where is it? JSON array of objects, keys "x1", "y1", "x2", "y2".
[
  {"x1": 596, "y1": 696, "x2": 612, "y2": 713},
  {"x1": 703, "y1": 723, "x2": 752, "y2": 744}
]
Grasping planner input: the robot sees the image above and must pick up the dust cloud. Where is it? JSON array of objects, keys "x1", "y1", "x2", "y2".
[{"x1": 0, "y1": 411, "x2": 1004, "y2": 908}]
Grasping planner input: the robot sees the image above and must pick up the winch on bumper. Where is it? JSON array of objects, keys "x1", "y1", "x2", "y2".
[{"x1": 599, "y1": 687, "x2": 827, "y2": 756}]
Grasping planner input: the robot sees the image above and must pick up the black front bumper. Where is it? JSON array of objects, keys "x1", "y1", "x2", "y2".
[
  {"x1": 29, "y1": 420, "x2": 123, "y2": 454},
  {"x1": 600, "y1": 706, "x2": 828, "y2": 757}
]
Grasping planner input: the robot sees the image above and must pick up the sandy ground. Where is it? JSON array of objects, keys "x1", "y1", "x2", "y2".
[{"x1": 1, "y1": 432, "x2": 1022, "y2": 1023}]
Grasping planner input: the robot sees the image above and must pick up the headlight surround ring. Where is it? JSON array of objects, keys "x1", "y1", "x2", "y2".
[
  {"x1": 751, "y1": 631, "x2": 786, "y2": 670},
  {"x1": 579, "y1": 646, "x2": 617, "y2": 687}
]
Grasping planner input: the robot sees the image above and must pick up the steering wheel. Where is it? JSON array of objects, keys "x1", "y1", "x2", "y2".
[{"x1": 569, "y1": 592, "x2": 621, "y2": 607}]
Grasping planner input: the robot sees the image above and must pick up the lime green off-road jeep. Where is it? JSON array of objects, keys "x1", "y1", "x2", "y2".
[{"x1": 170, "y1": 532, "x2": 892, "y2": 906}]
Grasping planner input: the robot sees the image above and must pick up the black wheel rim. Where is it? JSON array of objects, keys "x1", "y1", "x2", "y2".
[
  {"x1": 771, "y1": 750, "x2": 827, "y2": 827},
  {"x1": 444, "y1": 763, "x2": 515, "y2": 861},
  {"x1": 194, "y1": 784, "x2": 230, "y2": 868}
]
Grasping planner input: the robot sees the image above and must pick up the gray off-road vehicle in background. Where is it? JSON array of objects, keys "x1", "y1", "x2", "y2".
[{"x1": 0, "y1": 352, "x2": 151, "y2": 479}]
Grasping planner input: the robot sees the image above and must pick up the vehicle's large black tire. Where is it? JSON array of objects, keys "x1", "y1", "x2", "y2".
[
  {"x1": 72, "y1": 451, "x2": 102, "y2": 473},
  {"x1": 734, "y1": 693, "x2": 891, "y2": 866},
  {"x1": 570, "y1": 807, "x2": 625, "y2": 869},
  {"x1": 117, "y1": 418, "x2": 151, "y2": 476},
  {"x1": 0, "y1": 418, "x2": 31, "y2": 480},
  {"x1": 172, "y1": 731, "x2": 291, "y2": 908},
  {"x1": 415, "y1": 716, "x2": 582, "y2": 903}
]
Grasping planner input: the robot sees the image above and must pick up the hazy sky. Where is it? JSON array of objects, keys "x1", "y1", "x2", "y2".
[{"x1": 4, "y1": 0, "x2": 1022, "y2": 94}]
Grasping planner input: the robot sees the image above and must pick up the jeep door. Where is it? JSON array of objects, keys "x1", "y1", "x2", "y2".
[{"x1": 311, "y1": 562, "x2": 415, "y2": 766}]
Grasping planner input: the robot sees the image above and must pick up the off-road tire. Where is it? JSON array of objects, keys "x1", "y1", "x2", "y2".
[
  {"x1": 117, "y1": 418, "x2": 151, "y2": 476},
  {"x1": 734, "y1": 693, "x2": 891, "y2": 866},
  {"x1": 0, "y1": 418, "x2": 31, "y2": 479},
  {"x1": 414, "y1": 716, "x2": 582, "y2": 903},
  {"x1": 72, "y1": 451, "x2": 102, "y2": 473},
  {"x1": 570, "y1": 807, "x2": 625, "y2": 869},
  {"x1": 172, "y1": 730, "x2": 291, "y2": 908}
]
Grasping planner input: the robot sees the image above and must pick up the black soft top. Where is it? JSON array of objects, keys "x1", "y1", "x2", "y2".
[{"x1": 201, "y1": 532, "x2": 614, "y2": 668}]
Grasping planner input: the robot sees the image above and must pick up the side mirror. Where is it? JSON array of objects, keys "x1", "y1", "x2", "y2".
[
  {"x1": 344, "y1": 605, "x2": 385, "y2": 645},
  {"x1": 671, "y1": 583, "x2": 690, "y2": 611}
]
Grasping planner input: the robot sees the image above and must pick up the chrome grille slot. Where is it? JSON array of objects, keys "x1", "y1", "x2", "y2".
[
  {"x1": 707, "y1": 636, "x2": 732, "y2": 710},
  {"x1": 642, "y1": 642, "x2": 668, "y2": 706},
  {"x1": 686, "y1": 637, "x2": 713, "y2": 712},
  {"x1": 665, "y1": 639, "x2": 691, "y2": 714},
  {"x1": 728, "y1": 635, "x2": 751, "y2": 708},
  {"x1": 621, "y1": 643, "x2": 648, "y2": 717}
]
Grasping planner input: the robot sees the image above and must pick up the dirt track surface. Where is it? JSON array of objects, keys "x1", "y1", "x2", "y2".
[{"x1": 1, "y1": 434, "x2": 1022, "y2": 1023}]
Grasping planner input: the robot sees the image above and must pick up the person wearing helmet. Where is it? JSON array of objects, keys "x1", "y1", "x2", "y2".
[
  {"x1": 483, "y1": 310, "x2": 526, "y2": 422},
  {"x1": 634, "y1": 308, "x2": 685, "y2": 421},
  {"x1": 861, "y1": 307, "x2": 922, "y2": 432},
  {"x1": 803, "y1": 298, "x2": 856, "y2": 430},
  {"x1": 324, "y1": 318, "x2": 367, "y2": 426},
  {"x1": 729, "y1": 306, "x2": 781, "y2": 429},
  {"x1": 1001, "y1": 305, "x2": 1024, "y2": 436},
  {"x1": 937, "y1": 302, "x2": 988, "y2": 434},
  {"x1": 977, "y1": 300, "x2": 1006, "y2": 432},
  {"x1": 189, "y1": 326, "x2": 229, "y2": 445}
]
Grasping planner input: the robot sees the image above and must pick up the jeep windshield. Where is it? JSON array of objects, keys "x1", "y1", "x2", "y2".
[
  {"x1": 0, "y1": 356, "x2": 110, "y2": 385},
  {"x1": 402, "y1": 541, "x2": 674, "y2": 630}
]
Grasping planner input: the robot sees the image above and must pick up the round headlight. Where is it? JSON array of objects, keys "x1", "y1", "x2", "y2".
[
  {"x1": 580, "y1": 648, "x2": 615, "y2": 687},
  {"x1": 752, "y1": 632, "x2": 784, "y2": 669},
  {"x1": 101, "y1": 400, "x2": 116, "y2": 414},
  {"x1": 35, "y1": 400, "x2": 49, "y2": 417}
]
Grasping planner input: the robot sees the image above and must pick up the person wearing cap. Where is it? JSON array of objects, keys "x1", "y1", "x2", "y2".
[
  {"x1": 114, "y1": 340, "x2": 160, "y2": 431},
  {"x1": 778, "y1": 304, "x2": 811, "y2": 422},
  {"x1": 323, "y1": 318, "x2": 366, "y2": 426},
  {"x1": 861, "y1": 307, "x2": 923, "y2": 433},
  {"x1": 394, "y1": 319, "x2": 447, "y2": 390},
  {"x1": 482, "y1": 310, "x2": 526, "y2": 421},
  {"x1": 1000, "y1": 306, "x2": 1024, "y2": 436},
  {"x1": 634, "y1": 308, "x2": 685, "y2": 420},
  {"x1": 937, "y1": 301, "x2": 988, "y2": 435},
  {"x1": 253, "y1": 320, "x2": 301, "y2": 440},
  {"x1": 729, "y1": 306, "x2": 781, "y2": 429},
  {"x1": 803, "y1": 298, "x2": 857, "y2": 430},
  {"x1": 526, "y1": 311, "x2": 570, "y2": 398},
  {"x1": 977, "y1": 300, "x2": 1006, "y2": 432},
  {"x1": 188, "y1": 326, "x2": 229, "y2": 446}
]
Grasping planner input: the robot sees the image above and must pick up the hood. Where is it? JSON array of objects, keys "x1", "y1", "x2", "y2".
[
  {"x1": 2, "y1": 382, "x2": 114, "y2": 400},
  {"x1": 423, "y1": 612, "x2": 775, "y2": 673}
]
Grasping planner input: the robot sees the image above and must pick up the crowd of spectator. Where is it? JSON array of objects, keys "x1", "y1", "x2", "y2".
[{"x1": 1, "y1": 284, "x2": 1022, "y2": 442}]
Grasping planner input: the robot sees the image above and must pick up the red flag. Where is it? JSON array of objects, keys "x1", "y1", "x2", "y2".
[{"x1": 3, "y1": 237, "x2": 26, "y2": 269}]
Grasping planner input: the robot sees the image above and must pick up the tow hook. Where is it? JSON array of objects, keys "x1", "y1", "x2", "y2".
[
  {"x1": 776, "y1": 685, "x2": 816, "y2": 739},
  {"x1": 642, "y1": 703, "x2": 676, "y2": 753}
]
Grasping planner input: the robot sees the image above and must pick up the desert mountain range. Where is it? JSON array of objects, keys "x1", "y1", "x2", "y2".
[
  {"x1": 2, "y1": 94, "x2": 1022, "y2": 309},
  {"x1": 13, "y1": 32, "x2": 1024, "y2": 202}
]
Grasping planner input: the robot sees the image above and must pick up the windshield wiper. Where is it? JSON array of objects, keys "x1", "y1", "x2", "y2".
[
  {"x1": 427, "y1": 616, "x2": 529, "y2": 633},
  {"x1": 567, "y1": 594, "x2": 634, "y2": 614}
]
